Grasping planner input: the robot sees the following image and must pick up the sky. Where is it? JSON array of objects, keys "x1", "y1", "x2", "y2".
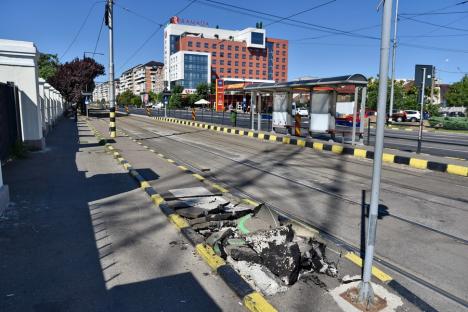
[{"x1": 1, "y1": 0, "x2": 468, "y2": 84}]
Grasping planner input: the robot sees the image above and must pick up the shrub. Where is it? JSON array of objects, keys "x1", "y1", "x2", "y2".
[{"x1": 429, "y1": 117, "x2": 468, "y2": 130}]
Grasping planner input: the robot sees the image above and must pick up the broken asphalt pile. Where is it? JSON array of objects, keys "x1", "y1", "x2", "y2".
[{"x1": 167, "y1": 187, "x2": 339, "y2": 296}]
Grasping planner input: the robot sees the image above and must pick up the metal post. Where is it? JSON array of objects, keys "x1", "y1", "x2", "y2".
[
  {"x1": 367, "y1": 117, "x2": 371, "y2": 146},
  {"x1": 430, "y1": 66, "x2": 435, "y2": 104},
  {"x1": 257, "y1": 94, "x2": 262, "y2": 132},
  {"x1": 351, "y1": 87, "x2": 359, "y2": 145},
  {"x1": 358, "y1": 0, "x2": 393, "y2": 306},
  {"x1": 388, "y1": 0, "x2": 399, "y2": 122},
  {"x1": 360, "y1": 87, "x2": 367, "y2": 144},
  {"x1": 251, "y1": 92, "x2": 256, "y2": 130},
  {"x1": 107, "y1": 0, "x2": 116, "y2": 138},
  {"x1": 417, "y1": 67, "x2": 426, "y2": 154}
]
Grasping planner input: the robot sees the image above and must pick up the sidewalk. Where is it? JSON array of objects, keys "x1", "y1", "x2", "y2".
[{"x1": 0, "y1": 117, "x2": 242, "y2": 312}]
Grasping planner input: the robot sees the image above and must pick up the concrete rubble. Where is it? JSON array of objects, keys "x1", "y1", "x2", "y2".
[{"x1": 168, "y1": 187, "x2": 340, "y2": 296}]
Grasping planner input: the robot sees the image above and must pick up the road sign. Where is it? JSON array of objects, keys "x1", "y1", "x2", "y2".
[{"x1": 414, "y1": 65, "x2": 433, "y2": 87}]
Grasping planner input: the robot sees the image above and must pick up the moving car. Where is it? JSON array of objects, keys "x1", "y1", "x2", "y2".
[
  {"x1": 388, "y1": 109, "x2": 407, "y2": 122},
  {"x1": 151, "y1": 102, "x2": 164, "y2": 109},
  {"x1": 404, "y1": 110, "x2": 421, "y2": 122},
  {"x1": 448, "y1": 111, "x2": 466, "y2": 117}
]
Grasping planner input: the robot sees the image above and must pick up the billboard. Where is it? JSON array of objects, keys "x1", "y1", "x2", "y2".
[{"x1": 215, "y1": 79, "x2": 224, "y2": 112}]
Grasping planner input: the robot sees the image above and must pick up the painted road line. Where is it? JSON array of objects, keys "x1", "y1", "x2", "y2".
[
  {"x1": 242, "y1": 198, "x2": 260, "y2": 207},
  {"x1": 178, "y1": 165, "x2": 189, "y2": 171},
  {"x1": 345, "y1": 252, "x2": 393, "y2": 282},
  {"x1": 167, "y1": 159, "x2": 175, "y2": 163},
  {"x1": 211, "y1": 183, "x2": 229, "y2": 193},
  {"x1": 192, "y1": 173, "x2": 205, "y2": 181},
  {"x1": 149, "y1": 149, "x2": 155, "y2": 153}
]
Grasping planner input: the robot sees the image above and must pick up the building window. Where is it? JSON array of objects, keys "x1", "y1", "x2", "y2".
[
  {"x1": 212, "y1": 51, "x2": 216, "y2": 57},
  {"x1": 227, "y1": 60, "x2": 231, "y2": 66},
  {"x1": 249, "y1": 69, "x2": 253, "y2": 74},
  {"x1": 256, "y1": 56, "x2": 259, "y2": 61},
  {"x1": 204, "y1": 42, "x2": 209, "y2": 48},
  {"x1": 220, "y1": 60, "x2": 224, "y2": 65},
  {"x1": 276, "y1": 50, "x2": 279, "y2": 55},
  {"x1": 212, "y1": 43, "x2": 217, "y2": 49},
  {"x1": 276, "y1": 65, "x2": 279, "y2": 69},
  {"x1": 220, "y1": 68, "x2": 224, "y2": 72},
  {"x1": 242, "y1": 47, "x2": 246, "y2": 52},
  {"x1": 249, "y1": 62, "x2": 253, "y2": 67},
  {"x1": 228, "y1": 53, "x2": 232, "y2": 58},
  {"x1": 249, "y1": 55, "x2": 253, "y2": 60},
  {"x1": 212, "y1": 60, "x2": 216, "y2": 64},
  {"x1": 235, "y1": 54, "x2": 238, "y2": 59},
  {"x1": 282, "y1": 51, "x2": 286, "y2": 56},
  {"x1": 242, "y1": 69, "x2": 246, "y2": 74},
  {"x1": 263, "y1": 63, "x2": 266, "y2": 68},
  {"x1": 181, "y1": 53, "x2": 208, "y2": 89},
  {"x1": 283, "y1": 44, "x2": 286, "y2": 49},
  {"x1": 276, "y1": 58, "x2": 279, "y2": 62},
  {"x1": 256, "y1": 63, "x2": 259, "y2": 68},
  {"x1": 220, "y1": 52, "x2": 224, "y2": 57},
  {"x1": 242, "y1": 54, "x2": 246, "y2": 59},
  {"x1": 235, "y1": 69, "x2": 238, "y2": 74},
  {"x1": 276, "y1": 43, "x2": 280, "y2": 48},
  {"x1": 196, "y1": 42, "x2": 201, "y2": 48},
  {"x1": 242, "y1": 62, "x2": 246, "y2": 66},
  {"x1": 235, "y1": 46, "x2": 239, "y2": 51},
  {"x1": 251, "y1": 32, "x2": 264, "y2": 44},
  {"x1": 256, "y1": 70, "x2": 260, "y2": 75},
  {"x1": 227, "y1": 68, "x2": 231, "y2": 73},
  {"x1": 188, "y1": 41, "x2": 193, "y2": 47},
  {"x1": 228, "y1": 45, "x2": 232, "y2": 50},
  {"x1": 282, "y1": 65, "x2": 285, "y2": 70},
  {"x1": 282, "y1": 58, "x2": 286, "y2": 62},
  {"x1": 220, "y1": 44, "x2": 224, "y2": 50},
  {"x1": 262, "y1": 71, "x2": 266, "y2": 75},
  {"x1": 235, "y1": 61, "x2": 238, "y2": 66}
]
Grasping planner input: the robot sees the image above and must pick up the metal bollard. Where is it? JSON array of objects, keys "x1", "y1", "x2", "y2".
[{"x1": 295, "y1": 113, "x2": 301, "y2": 136}]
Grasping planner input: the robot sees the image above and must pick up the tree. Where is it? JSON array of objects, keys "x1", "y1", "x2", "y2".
[
  {"x1": 130, "y1": 96, "x2": 142, "y2": 107},
  {"x1": 446, "y1": 75, "x2": 468, "y2": 106},
  {"x1": 172, "y1": 85, "x2": 184, "y2": 94},
  {"x1": 148, "y1": 91, "x2": 157, "y2": 103},
  {"x1": 48, "y1": 57, "x2": 105, "y2": 106},
  {"x1": 196, "y1": 82, "x2": 210, "y2": 100},
  {"x1": 188, "y1": 93, "x2": 200, "y2": 106},
  {"x1": 38, "y1": 53, "x2": 59, "y2": 81},
  {"x1": 169, "y1": 94, "x2": 182, "y2": 108},
  {"x1": 117, "y1": 90, "x2": 134, "y2": 106}
]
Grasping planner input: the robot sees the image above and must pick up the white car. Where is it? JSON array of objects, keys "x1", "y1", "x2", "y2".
[
  {"x1": 296, "y1": 107, "x2": 309, "y2": 117},
  {"x1": 404, "y1": 110, "x2": 420, "y2": 122},
  {"x1": 151, "y1": 103, "x2": 164, "y2": 109}
]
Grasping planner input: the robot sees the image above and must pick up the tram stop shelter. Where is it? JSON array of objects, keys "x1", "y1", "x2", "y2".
[{"x1": 244, "y1": 74, "x2": 368, "y2": 145}]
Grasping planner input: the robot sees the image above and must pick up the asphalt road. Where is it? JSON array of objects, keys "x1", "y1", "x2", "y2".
[
  {"x1": 114, "y1": 114, "x2": 468, "y2": 312},
  {"x1": 126, "y1": 107, "x2": 468, "y2": 159}
]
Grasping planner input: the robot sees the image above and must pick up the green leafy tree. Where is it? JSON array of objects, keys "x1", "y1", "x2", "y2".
[
  {"x1": 117, "y1": 90, "x2": 134, "y2": 106},
  {"x1": 148, "y1": 91, "x2": 158, "y2": 103},
  {"x1": 172, "y1": 85, "x2": 184, "y2": 94},
  {"x1": 155, "y1": 92, "x2": 163, "y2": 103},
  {"x1": 131, "y1": 95, "x2": 142, "y2": 107},
  {"x1": 188, "y1": 93, "x2": 200, "y2": 106},
  {"x1": 38, "y1": 53, "x2": 59, "y2": 81},
  {"x1": 196, "y1": 82, "x2": 210, "y2": 100},
  {"x1": 169, "y1": 94, "x2": 182, "y2": 108},
  {"x1": 446, "y1": 75, "x2": 468, "y2": 106}
]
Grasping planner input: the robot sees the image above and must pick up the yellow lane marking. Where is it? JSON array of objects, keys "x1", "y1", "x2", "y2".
[
  {"x1": 345, "y1": 252, "x2": 392, "y2": 282},
  {"x1": 242, "y1": 198, "x2": 260, "y2": 207},
  {"x1": 167, "y1": 159, "x2": 175, "y2": 163},
  {"x1": 123, "y1": 163, "x2": 132, "y2": 170},
  {"x1": 195, "y1": 244, "x2": 226, "y2": 270},
  {"x1": 243, "y1": 292, "x2": 278, "y2": 312},
  {"x1": 211, "y1": 183, "x2": 228, "y2": 193},
  {"x1": 178, "y1": 165, "x2": 188, "y2": 171},
  {"x1": 169, "y1": 213, "x2": 190, "y2": 229}
]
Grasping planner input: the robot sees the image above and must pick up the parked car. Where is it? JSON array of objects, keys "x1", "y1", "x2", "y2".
[
  {"x1": 404, "y1": 110, "x2": 421, "y2": 122},
  {"x1": 152, "y1": 102, "x2": 164, "y2": 109},
  {"x1": 388, "y1": 109, "x2": 407, "y2": 122},
  {"x1": 296, "y1": 107, "x2": 309, "y2": 117},
  {"x1": 448, "y1": 111, "x2": 466, "y2": 117}
]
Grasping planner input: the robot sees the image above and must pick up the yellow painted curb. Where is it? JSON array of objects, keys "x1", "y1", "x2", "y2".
[
  {"x1": 297, "y1": 139, "x2": 305, "y2": 147},
  {"x1": 211, "y1": 183, "x2": 228, "y2": 193},
  {"x1": 447, "y1": 164, "x2": 468, "y2": 177},
  {"x1": 123, "y1": 163, "x2": 132, "y2": 170},
  {"x1": 192, "y1": 173, "x2": 205, "y2": 181},
  {"x1": 140, "y1": 181, "x2": 150, "y2": 189},
  {"x1": 332, "y1": 145, "x2": 343, "y2": 154},
  {"x1": 269, "y1": 135, "x2": 277, "y2": 142},
  {"x1": 149, "y1": 149, "x2": 155, "y2": 153},
  {"x1": 178, "y1": 165, "x2": 188, "y2": 171},
  {"x1": 242, "y1": 198, "x2": 260, "y2": 207},
  {"x1": 167, "y1": 159, "x2": 175, "y2": 163},
  {"x1": 113, "y1": 151, "x2": 120, "y2": 157},
  {"x1": 313, "y1": 142, "x2": 324, "y2": 150},
  {"x1": 243, "y1": 292, "x2": 278, "y2": 312},
  {"x1": 224, "y1": 128, "x2": 229, "y2": 133},
  {"x1": 195, "y1": 244, "x2": 226, "y2": 270},
  {"x1": 409, "y1": 158, "x2": 428, "y2": 170},
  {"x1": 248, "y1": 131, "x2": 254, "y2": 137},
  {"x1": 282, "y1": 137, "x2": 290, "y2": 144},
  {"x1": 345, "y1": 252, "x2": 392, "y2": 282},
  {"x1": 354, "y1": 149, "x2": 367, "y2": 158},
  {"x1": 151, "y1": 194, "x2": 165, "y2": 206},
  {"x1": 169, "y1": 213, "x2": 190, "y2": 229},
  {"x1": 239, "y1": 130, "x2": 245, "y2": 136},
  {"x1": 382, "y1": 153, "x2": 395, "y2": 163},
  {"x1": 258, "y1": 133, "x2": 265, "y2": 140}
]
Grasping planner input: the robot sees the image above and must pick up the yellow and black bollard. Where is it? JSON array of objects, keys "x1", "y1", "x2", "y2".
[
  {"x1": 192, "y1": 107, "x2": 196, "y2": 121},
  {"x1": 294, "y1": 113, "x2": 301, "y2": 136},
  {"x1": 109, "y1": 106, "x2": 116, "y2": 138},
  {"x1": 146, "y1": 107, "x2": 152, "y2": 117},
  {"x1": 125, "y1": 105, "x2": 129, "y2": 114}
]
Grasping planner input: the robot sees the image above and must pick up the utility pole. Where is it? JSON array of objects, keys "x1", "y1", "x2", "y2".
[
  {"x1": 106, "y1": 0, "x2": 116, "y2": 138},
  {"x1": 416, "y1": 67, "x2": 426, "y2": 154},
  {"x1": 430, "y1": 66, "x2": 435, "y2": 104},
  {"x1": 358, "y1": 0, "x2": 393, "y2": 306},
  {"x1": 388, "y1": 0, "x2": 399, "y2": 122}
]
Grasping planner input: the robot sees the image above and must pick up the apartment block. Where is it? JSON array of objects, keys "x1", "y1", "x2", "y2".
[{"x1": 119, "y1": 61, "x2": 164, "y2": 97}]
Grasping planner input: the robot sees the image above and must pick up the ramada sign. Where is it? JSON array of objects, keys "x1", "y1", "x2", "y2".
[{"x1": 170, "y1": 16, "x2": 208, "y2": 27}]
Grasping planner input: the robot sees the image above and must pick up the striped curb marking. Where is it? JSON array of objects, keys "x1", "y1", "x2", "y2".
[
  {"x1": 86, "y1": 121, "x2": 277, "y2": 312},
  {"x1": 148, "y1": 116, "x2": 467, "y2": 177},
  {"x1": 117, "y1": 127, "x2": 395, "y2": 287}
]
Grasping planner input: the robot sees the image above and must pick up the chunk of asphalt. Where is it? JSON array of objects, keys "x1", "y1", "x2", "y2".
[
  {"x1": 229, "y1": 246, "x2": 262, "y2": 264},
  {"x1": 301, "y1": 240, "x2": 338, "y2": 278},
  {"x1": 260, "y1": 242, "x2": 301, "y2": 285},
  {"x1": 245, "y1": 225, "x2": 294, "y2": 254},
  {"x1": 206, "y1": 228, "x2": 234, "y2": 247},
  {"x1": 176, "y1": 207, "x2": 207, "y2": 219},
  {"x1": 192, "y1": 220, "x2": 237, "y2": 231},
  {"x1": 189, "y1": 210, "x2": 252, "y2": 226}
]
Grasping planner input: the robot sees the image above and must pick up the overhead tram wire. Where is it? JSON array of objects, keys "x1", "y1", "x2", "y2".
[
  {"x1": 92, "y1": 16, "x2": 105, "y2": 57},
  {"x1": 400, "y1": 11, "x2": 468, "y2": 16},
  {"x1": 197, "y1": 0, "x2": 380, "y2": 40},
  {"x1": 61, "y1": 1, "x2": 104, "y2": 60},
  {"x1": 264, "y1": 0, "x2": 338, "y2": 27},
  {"x1": 117, "y1": 0, "x2": 198, "y2": 71},
  {"x1": 399, "y1": 15, "x2": 468, "y2": 32}
]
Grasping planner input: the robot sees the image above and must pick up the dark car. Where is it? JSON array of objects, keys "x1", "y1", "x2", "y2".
[
  {"x1": 448, "y1": 111, "x2": 466, "y2": 117},
  {"x1": 387, "y1": 109, "x2": 407, "y2": 122}
]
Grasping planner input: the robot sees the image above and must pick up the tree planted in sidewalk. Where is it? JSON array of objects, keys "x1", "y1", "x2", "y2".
[{"x1": 48, "y1": 57, "x2": 105, "y2": 105}]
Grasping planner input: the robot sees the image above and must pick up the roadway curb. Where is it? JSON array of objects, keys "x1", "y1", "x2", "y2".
[
  {"x1": 150, "y1": 116, "x2": 468, "y2": 177},
  {"x1": 86, "y1": 121, "x2": 278, "y2": 312}
]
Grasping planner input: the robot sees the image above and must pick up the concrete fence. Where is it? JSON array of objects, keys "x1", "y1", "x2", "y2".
[{"x1": 0, "y1": 38, "x2": 67, "y2": 213}]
